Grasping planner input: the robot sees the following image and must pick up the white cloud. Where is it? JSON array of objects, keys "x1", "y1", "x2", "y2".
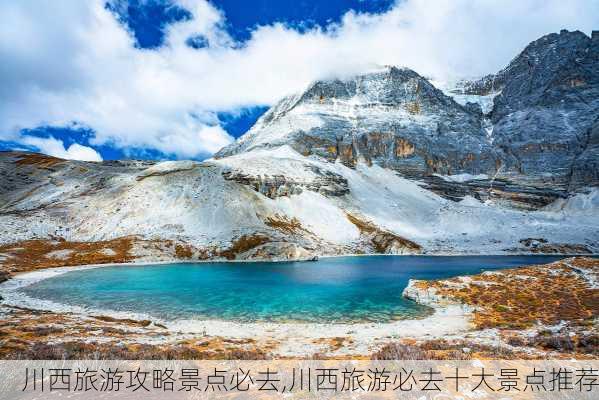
[
  {"x1": 0, "y1": 0, "x2": 598, "y2": 159},
  {"x1": 20, "y1": 136, "x2": 103, "y2": 162}
]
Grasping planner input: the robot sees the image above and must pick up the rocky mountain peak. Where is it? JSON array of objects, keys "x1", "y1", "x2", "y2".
[
  {"x1": 458, "y1": 29, "x2": 594, "y2": 98},
  {"x1": 216, "y1": 65, "x2": 493, "y2": 185},
  {"x1": 216, "y1": 29, "x2": 598, "y2": 200},
  {"x1": 479, "y1": 29, "x2": 599, "y2": 190},
  {"x1": 298, "y1": 66, "x2": 434, "y2": 104},
  {"x1": 490, "y1": 29, "x2": 595, "y2": 120},
  {"x1": 248, "y1": 66, "x2": 455, "y2": 130}
]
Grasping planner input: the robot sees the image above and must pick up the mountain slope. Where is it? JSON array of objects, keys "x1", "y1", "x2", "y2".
[
  {"x1": 217, "y1": 30, "x2": 599, "y2": 208},
  {"x1": 1, "y1": 147, "x2": 597, "y2": 263},
  {"x1": 461, "y1": 30, "x2": 599, "y2": 191},
  {"x1": 216, "y1": 67, "x2": 496, "y2": 180},
  {"x1": 1, "y1": 30, "x2": 598, "y2": 262}
]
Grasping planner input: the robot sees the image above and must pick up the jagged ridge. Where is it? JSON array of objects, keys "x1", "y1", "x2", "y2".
[{"x1": 1, "y1": 30, "x2": 599, "y2": 262}]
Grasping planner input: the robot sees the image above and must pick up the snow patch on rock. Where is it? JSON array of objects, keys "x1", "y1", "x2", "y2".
[{"x1": 434, "y1": 173, "x2": 489, "y2": 183}]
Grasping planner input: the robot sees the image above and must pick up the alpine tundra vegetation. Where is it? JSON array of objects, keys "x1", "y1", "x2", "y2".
[
  {"x1": 0, "y1": 29, "x2": 598, "y2": 359},
  {"x1": 1, "y1": 30, "x2": 598, "y2": 263}
]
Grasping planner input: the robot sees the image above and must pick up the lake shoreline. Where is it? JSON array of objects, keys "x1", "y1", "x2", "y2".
[
  {"x1": 0, "y1": 256, "x2": 596, "y2": 359},
  {"x1": 1, "y1": 254, "x2": 578, "y2": 325},
  {"x1": 5, "y1": 251, "x2": 597, "y2": 279},
  {"x1": 0, "y1": 259, "x2": 472, "y2": 348},
  {"x1": 0, "y1": 264, "x2": 474, "y2": 358}
]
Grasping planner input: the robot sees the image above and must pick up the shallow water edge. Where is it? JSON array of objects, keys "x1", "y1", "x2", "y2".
[{"x1": 1, "y1": 255, "x2": 577, "y2": 330}]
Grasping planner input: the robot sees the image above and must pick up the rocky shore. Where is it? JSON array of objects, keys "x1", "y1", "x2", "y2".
[
  {"x1": 0, "y1": 257, "x2": 596, "y2": 360},
  {"x1": 0, "y1": 29, "x2": 598, "y2": 359}
]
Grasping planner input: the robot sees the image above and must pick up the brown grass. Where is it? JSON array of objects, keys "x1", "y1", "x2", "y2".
[
  {"x1": 174, "y1": 243, "x2": 193, "y2": 258},
  {"x1": 372, "y1": 343, "x2": 433, "y2": 360},
  {"x1": 3, "y1": 341, "x2": 270, "y2": 360},
  {"x1": 371, "y1": 339, "x2": 544, "y2": 360},
  {"x1": 415, "y1": 257, "x2": 599, "y2": 330},
  {"x1": 13, "y1": 153, "x2": 66, "y2": 168},
  {"x1": 346, "y1": 213, "x2": 421, "y2": 253},
  {"x1": 218, "y1": 234, "x2": 270, "y2": 260},
  {"x1": 312, "y1": 337, "x2": 352, "y2": 353},
  {"x1": 346, "y1": 213, "x2": 378, "y2": 234},
  {"x1": 264, "y1": 214, "x2": 309, "y2": 235},
  {"x1": 0, "y1": 306, "x2": 271, "y2": 360},
  {"x1": 0, "y1": 237, "x2": 136, "y2": 275},
  {"x1": 506, "y1": 331, "x2": 598, "y2": 355}
]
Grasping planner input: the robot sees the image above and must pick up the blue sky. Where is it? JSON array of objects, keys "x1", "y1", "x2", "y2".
[
  {"x1": 0, "y1": 0, "x2": 393, "y2": 160},
  {"x1": 103, "y1": 0, "x2": 393, "y2": 157},
  {"x1": 1, "y1": 0, "x2": 598, "y2": 161},
  {"x1": 109, "y1": 0, "x2": 394, "y2": 47}
]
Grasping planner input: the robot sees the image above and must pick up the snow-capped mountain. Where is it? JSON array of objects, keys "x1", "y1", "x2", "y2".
[
  {"x1": 217, "y1": 29, "x2": 599, "y2": 207},
  {"x1": 217, "y1": 66, "x2": 493, "y2": 177},
  {"x1": 461, "y1": 29, "x2": 599, "y2": 192},
  {"x1": 1, "y1": 30, "x2": 598, "y2": 261}
]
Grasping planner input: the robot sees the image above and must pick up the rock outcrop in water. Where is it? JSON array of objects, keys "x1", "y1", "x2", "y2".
[{"x1": 1, "y1": 30, "x2": 598, "y2": 261}]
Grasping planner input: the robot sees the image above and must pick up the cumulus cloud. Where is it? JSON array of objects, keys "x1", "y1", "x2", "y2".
[
  {"x1": 0, "y1": 0, "x2": 598, "y2": 159},
  {"x1": 20, "y1": 136, "x2": 103, "y2": 162}
]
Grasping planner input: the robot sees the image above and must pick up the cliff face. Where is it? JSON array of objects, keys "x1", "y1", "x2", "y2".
[
  {"x1": 217, "y1": 30, "x2": 599, "y2": 208},
  {"x1": 1, "y1": 30, "x2": 598, "y2": 262},
  {"x1": 463, "y1": 30, "x2": 599, "y2": 191},
  {"x1": 216, "y1": 66, "x2": 496, "y2": 182}
]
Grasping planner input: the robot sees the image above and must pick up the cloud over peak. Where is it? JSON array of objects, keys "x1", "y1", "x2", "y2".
[{"x1": 1, "y1": 0, "x2": 598, "y2": 160}]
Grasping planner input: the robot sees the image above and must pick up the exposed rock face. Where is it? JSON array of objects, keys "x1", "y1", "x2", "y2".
[
  {"x1": 216, "y1": 67, "x2": 497, "y2": 180},
  {"x1": 1, "y1": 30, "x2": 599, "y2": 261},
  {"x1": 515, "y1": 238, "x2": 591, "y2": 254},
  {"x1": 217, "y1": 30, "x2": 599, "y2": 208},
  {"x1": 468, "y1": 30, "x2": 599, "y2": 191},
  {"x1": 569, "y1": 116, "x2": 599, "y2": 190},
  {"x1": 221, "y1": 166, "x2": 349, "y2": 199},
  {"x1": 421, "y1": 175, "x2": 566, "y2": 210}
]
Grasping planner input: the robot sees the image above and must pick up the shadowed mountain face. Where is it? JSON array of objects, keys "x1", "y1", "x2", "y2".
[
  {"x1": 216, "y1": 66, "x2": 496, "y2": 179},
  {"x1": 1, "y1": 30, "x2": 598, "y2": 262},
  {"x1": 217, "y1": 29, "x2": 599, "y2": 206},
  {"x1": 456, "y1": 30, "x2": 599, "y2": 192}
]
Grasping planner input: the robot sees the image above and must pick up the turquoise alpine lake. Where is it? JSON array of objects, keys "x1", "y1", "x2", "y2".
[{"x1": 20, "y1": 255, "x2": 570, "y2": 323}]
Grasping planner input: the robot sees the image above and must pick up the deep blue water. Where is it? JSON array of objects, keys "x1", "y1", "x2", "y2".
[{"x1": 21, "y1": 256, "x2": 570, "y2": 323}]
